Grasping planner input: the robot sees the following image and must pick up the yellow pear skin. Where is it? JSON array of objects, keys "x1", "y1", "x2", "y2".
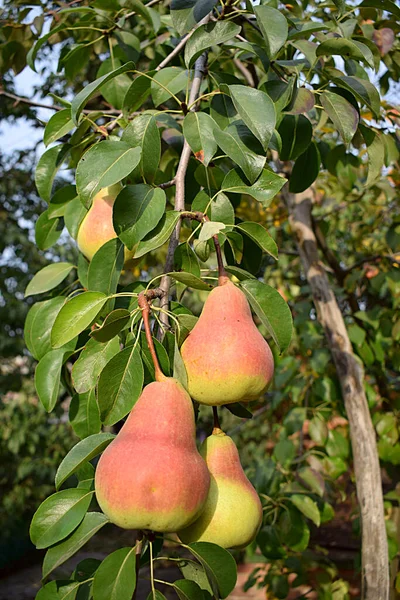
[
  {"x1": 178, "y1": 429, "x2": 262, "y2": 549},
  {"x1": 77, "y1": 185, "x2": 135, "y2": 265},
  {"x1": 181, "y1": 279, "x2": 274, "y2": 406}
]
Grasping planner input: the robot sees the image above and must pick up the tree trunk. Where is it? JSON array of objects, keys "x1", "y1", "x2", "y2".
[{"x1": 284, "y1": 185, "x2": 389, "y2": 600}]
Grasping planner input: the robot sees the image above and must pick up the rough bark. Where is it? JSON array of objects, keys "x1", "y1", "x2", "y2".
[{"x1": 284, "y1": 185, "x2": 389, "y2": 600}]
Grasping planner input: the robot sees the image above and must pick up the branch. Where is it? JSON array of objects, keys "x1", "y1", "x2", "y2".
[
  {"x1": 233, "y1": 58, "x2": 255, "y2": 87},
  {"x1": 346, "y1": 253, "x2": 400, "y2": 272},
  {"x1": 157, "y1": 50, "x2": 209, "y2": 335},
  {"x1": 155, "y1": 15, "x2": 210, "y2": 72},
  {"x1": 0, "y1": 90, "x2": 121, "y2": 115},
  {"x1": 282, "y1": 181, "x2": 389, "y2": 600}
]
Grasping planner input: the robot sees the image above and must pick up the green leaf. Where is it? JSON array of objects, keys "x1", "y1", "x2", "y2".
[
  {"x1": 71, "y1": 62, "x2": 134, "y2": 124},
  {"x1": 289, "y1": 494, "x2": 320, "y2": 527},
  {"x1": 175, "y1": 243, "x2": 201, "y2": 278},
  {"x1": 235, "y1": 222, "x2": 278, "y2": 259},
  {"x1": 113, "y1": 185, "x2": 166, "y2": 250},
  {"x1": 240, "y1": 279, "x2": 293, "y2": 352},
  {"x1": 298, "y1": 467, "x2": 325, "y2": 497},
  {"x1": 69, "y1": 390, "x2": 101, "y2": 439},
  {"x1": 87, "y1": 238, "x2": 125, "y2": 296},
  {"x1": 135, "y1": 211, "x2": 181, "y2": 258},
  {"x1": 76, "y1": 140, "x2": 142, "y2": 209},
  {"x1": 35, "y1": 144, "x2": 70, "y2": 203},
  {"x1": 25, "y1": 297, "x2": 68, "y2": 360},
  {"x1": 51, "y1": 292, "x2": 108, "y2": 348},
  {"x1": 91, "y1": 309, "x2": 131, "y2": 343},
  {"x1": 42, "y1": 512, "x2": 109, "y2": 579},
  {"x1": 316, "y1": 38, "x2": 374, "y2": 69},
  {"x1": 179, "y1": 559, "x2": 213, "y2": 596},
  {"x1": 25, "y1": 262, "x2": 75, "y2": 298},
  {"x1": 97, "y1": 344, "x2": 144, "y2": 425},
  {"x1": 48, "y1": 185, "x2": 78, "y2": 218},
  {"x1": 320, "y1": 91, "x2": 359, "y2": 146},
  {"x1": 185, "y1": 21, "x2": 241, "y2": 68},
  {"x1": 226, "y1": 85, "x2": 275, "y2": 151},
  {"x1": 151, "y1": 67, "x2": 188, "y2": 107},
  {"x1": 257, "y1": 526, "x2": 285, "y2": 559},
  {"x1": 35, "y1": 210, "x2": 63, "y2": 251},
  {"x1": 183, "y1": 113, "x2": 218, "y2": 166},
  {"x1": 359, "y1": 0, "x2": 400, "y2": 17},
  {"x1": 27, "y1": 23, "x2": 66, "y2": 71},
  {"x1": 123, "y1": 72, "x2": 154, "y2": 115},
  {"x1": 146, "y1": 592, "x2": 167, "y2": 600},
  {"x1": 171, "y1": 0, "x2": 218, "y2": 34},
  {"x1": 174, "y1": 580, "x2": 205, "y2": 600},
  {"x1": 97, "y1": 58, "x2": 132, "y2": 111},
  {"x1": 44, "y1": 109, "x2": 75, "y2": 147},
  {"x1": 35, "y1": 349, "x2": 65, "y2": 412},
  {"x1": 221, "y1": 169, "x2": 286, "y2": 207},
  {"x1": 92, "y1": 547, "x2": 137, "y2": 600},
  {"x1": 210, "y1": 94, "x2": 237, "y2": 131},
  {"x1": 278, "y1": 115, "x2": 312, "y2": 161},
  {"x1": 168, "y1": 272, "x2": 213, "y2": 291},
  {"x1": 187, "y1": 542, "x2": 237, "y2": 599},
  {"x1": 333, "y1": 76, "x2": 380, "y2": 119},
  {"x1": 72, "y1": 337, "x2": 120, "y2": 393},
  {"x1": 122, "y1": 115, "x2": 161, "y2": 183},
  {"x1": 225, "y1": 403, "x2": 253, "y2": 418},
  {"x1": 278, "y1": 507, "x2": 310, "y2": 552},
  {"x1": 65, "y1": 196, "x2": 87, "y2": 239},
  {"x1": 55, "y1": 433, "x2": 115, "y2": 490},
  {"x1": 289, "y1": 142, "x2": 320, "y2": 193},
  {"x1": 359, "y1": 124, "x2": 385, "y2": 186},
  {"x1": 30, "y1": 489, "x2": 93, "y2": 549},
  {"x1": 192, "y1": 190, "x2": 235, "y2": 226},
  {"x1": 199, "y1": 221, "x2": 226, "y2": 242},
  {"x1": 225, "y1": 265, "x2": 256, "y2": 281},
  {"x1": 173, "y1": 335, "x2": 188, "y2": 388},
  {"x1": 214, "y1": 121, "x2": 266, "y2": 184},
  {"x1": 254, "y1": 6, "x2": 288, "y2": 58},
  {"x1": 36, "y1": 579, "x2": 83, "y2": 600}
]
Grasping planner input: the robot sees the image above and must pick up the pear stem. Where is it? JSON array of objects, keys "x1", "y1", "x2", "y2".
[
  {"x1": 212, "y1": 234, "x2": 229, "y2": 285},
  {"x1": 138, "y1": 290, "x2": 165, "y2": 382},
  {"x1": 213, "y1": 406, "x2": 221, "y2": 430}
]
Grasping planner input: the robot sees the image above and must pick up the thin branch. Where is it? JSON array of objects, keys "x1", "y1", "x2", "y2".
[
  {"x1": 233, "y1": 58, "x2": 255, "y2": 87},
  {"x1": 156, "y1": 15, "x2": 210, "y2": 72},
  {"x1": 0, "y1": 90, "x2": 121, "y2": 115},
  {"x1": 346, "y1": 254, "x2": 400, "y2": 272},
  {"x1": 158, "y1": 178, "x2": 176, "y2": 189}
]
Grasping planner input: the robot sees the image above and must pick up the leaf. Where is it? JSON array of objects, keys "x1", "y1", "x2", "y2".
[
  {"x1": 359, "y1": 0, "x2": 400, "y2": 17},
  {"x1": 123, "y1": 72, "x2": 154, "y2": 115},
  {"x1": 320, "y1": 91, "x2": 359, "y2": 146},
  {"x1": 183, "y1": 113, "x2": 218, "y2": 166},
  {"x1": 185, "y1": 21, "x2": 241, "y2": 68},
  {"x1": 151, "y1": 67, "x2": 188, "y2": 107},
  {"x1": 168, "y1": 272, "x2": 213, "y2": 291},
  {"x1": 42, "y1": 512, "x2": 109, "y2": 579},
  {"x1": 225, "y1": 403, "x2": 253, "y2": 418},
  {"x1": 214, "y1": 121, "x2": 266, "y2": 184},
  {"x1": 226, "y1": 85, "x2": 275, "y2": 151},
  {"x1": 199, "y1": 221, "x2": 226, "y2": 242},
  {"x1": 76, "y1": 141, "x2": 142, "y2": 209},
  {"x1": 44, "y1": 109, "x2": 75, "y2": 147},
  {"x1": 91, "y1": 309, "x2": 130, "y2": 343},
  {"x1": 174, "y1": 580, "x2": 205, "y2": 600},
  {"x1": 27, "y1": 23, "x2": 66, "y2": 71},
  {"x1": 72, "y1": 337, "x2": 120, "y2": 394},
  {"x1": 221, "y1": 169, "x2": 286, "y2": 207},
  {"x1": 35, "y1": 579, "x2": 83, "y2": 600},
  {"x1": 113, "y1": 185, "x2": 166, "y2": 250},
  {"x1": 192, "y1": 190, "x2": 234, "y2": 226},
  {"x1": 87, "y1": 238, "x2": 125, "y2": 296},
  {"x1": 289, "y1": 142, "x2": 320, "y2": 193},
  {"x1": 333, "y1": 76, "x2": 380, "y2": 119},
  {"x1": 121, "y1": 115, "x2": 161, "y2": 183},
  {"x1": 69, "y1": 390, "x2": 101, "y2": 439},
  {"x1": 97, "y1": 58, "x2": 132, "y2": 111},
  {"x1": 30, "y1": 489, "x2": 93, "y2": 549},
  {"x1": 278, "y1": 115, "x2": 312, "y2": 161},
  {"x1": 286, "y1": 87, "x2": 315, "y2": 115},
  {"x1": 48, "y1": 185, "x2": 78, "y2": 218},
  {"x1": 35, "y1": 210, "x2": 63, "y2": 251},
  {"x1": 298, "y1": 467, "x2": 325, "y2": 497},
  {"x1": 210, "y1": 94, "x2": 237, "y2": 131},
  {"x1": 35, "y1": 144, "x2": 70, "y2": 203},
  {"x1": 97, "y1": 344, "x2": 144, "y2": 425},
  {"x1": 179, "y1": 560, "x2": 214, "y2": 596},
  {"x1": 174, "y1": 243, "x2": 201, "y2": 278},
  {"x1": 135, "y1": 211, "x2": 181, "y2": 258},
  {"x1": 289, "y1": 494, "x2": 320, "y2": 527},
  {"x1": 51, "y1": 292, "x2": 108, "y2": 348},
  {"x1": 171, "y1": 0, "x2": 218, "y2": 34},
  {"x1": 55, "y1": 433, "x2": 115, "y2": 490},
  {"x1": 173, "y1": 336, "x2": 188, "y2": 388},
  {"x1": 254, "y1": 6, "x2": 288, "y2": 58},
  {"x1": 359, "y1": 124, "x2": 385, "y2": 186},
  {"x1": 71, "y1": 62, "x2": 134, "y2": 124},
  {"x1": 25, "y1": 297, "x2": 70, "y2": 360},
  {"x1": 92, "y1": 547, "x2": 137, "y2": 600},
  {"x1": 316, "y1": 38, "x2": 374, "y2": 69},
  {"x1": 25, "y1": 262, "x2": 75, "y2": 297},
  {"x1": 65, "y1": 197, "x2": 87, "y2": 239},
  {"x1": 240, "y1": 279, "x2": 293, "y2": 352},
  {"x1": 236, "y1": 222, "x2": 278, "y2": 259},
  {"x1": 187, "y1": 542, "x2": 237, "y2": 599},
  {"x1": 35, "y1": 349, "x2": 65, "y2": 412}
]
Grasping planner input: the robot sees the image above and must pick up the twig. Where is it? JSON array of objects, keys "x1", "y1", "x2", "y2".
[
  {"x1": 155, "y1": 15, "x2": 210, "y2": 72},
  {"x1": 233, "y1": 58, "x2": 255, "y2": 87},
  {"x1": 346, "y1": 254, "x2": 400, "y2": 271},
  {"x1": 0, "y1": 90, "x2": 121, "y2": 114},
  {"x1": 158, "y1": 178, "x2": 176, "y2": 189}
]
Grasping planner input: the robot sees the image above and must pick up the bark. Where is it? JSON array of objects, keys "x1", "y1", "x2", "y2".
[{"x1": 284, "y1": 185, "x2": 389, "y2": 600}]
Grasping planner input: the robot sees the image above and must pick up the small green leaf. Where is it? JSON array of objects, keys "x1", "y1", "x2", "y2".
[
  {"x1": 254, "y1": 6, "x2": 288, "y2": 58},
  {"x1": 235, "y1": 222, "x2": 278, "y2": 259},
  {"x1": 278, "y1": 115, "x2": 312, "y2": 161},
  {"x1": 320, "y1": 91, "x2": 359, "y2": 146},
  {"x1": 185, "y1": 22, "x2": 241, "y2": 68},
  {"x1": 187, "y1": 542, "x2": 237, "y2": 599},
  {"x1": 289, "y1": 142, "x2": 320, "y2": 193},
  {"x1": 25, "y1": 262, "x2": 75, "y2": 297},
  {"x1": 123, "y1": 72, "x2": 154, "y2": 115},
  {"x1": 35, "y1": 210, "x2": 63, "y2": 251},
  {"x1": 359, "y1": 124, "x2": 385, "y2": 186},
  {"x1": 168, "y1": 272, "x2": 213, "y2": 291},
  {"x1": 227, "y1": 85, "x2": 275, "y2": 151},
  {"x1": 35, "y1": 349, "x2": 65, "y2": 412},
  {"x1": 221, "y1": 169, "x2": 286, "y2": 207},
  {"x1": 25, "y1": 297, "x2": 71, "y2": 360},
  {"x1": 72, "y1": 337, "x2": 120, "y2": 393},
  {"x1": 42, "y1": 512, "x2": 109, "y2": 579},
  {"x1": 92, "y1": 547, "x2": 137, "y2": 600},
  {"x1": 316, "y1": 38, "x2": 374, "y2": 69},
  {"x1": 135, "y1": 211, "x2": 181, "y2": 258},
  {"x1": 183, "y1": 112, "x2": 218, "y2": 166},
  {"x1": 69, "y1": 390, "x2": 101, "y2": 439},
  {"x1": 333, "y1": 75, "x2": 380, "y2": 119},
  {"x1": 44, "y1": 109, "x2": 75, "y2": 147},
  {"x1": 87, "y1": 238, "x2": 125, "y2": 297},
  {"x1": 91, "y1": 309, "x2": 131, "y2": 343},
  {"x1": 97, "y1": 58, "x2": 132, "y2": 111},
  {"x1": 199, "y1": 221, "x2": 226, "y2": 242},
  {"x1": 174, "y1": 579, "x2": 205, "y2": 600},
  {"x1": 48, "y1": 185, "x2": 78, "y2": 218},
  {"x1": 51, "y1": 292, "x2": 108, "y2": 348},
  {"x1": 289, "y1": 494, "x2": 320, "y2": 527},
  {"x1": 30, "y1": 489, "x2": 93, "y2": 549},
  {"x1": 214, "y1": 121, "x2": 266, "y2": 184},
  {"x1": 175, "y1": 243, "x2": 201, "y2": 278},
  {"x1": 27, "y1": 23, "x2": 66, "y2": 71},
  {"x1": 122, "y1": 114, "x2": 161, "y2": 183},
  {"x1": 35, "y1": 144, "x2": 70, "y2": 203},
  {"x1": 151, "y1": 67, "x2": 188, "y2": 107},
  {"x1": 55, "y1": 433, "x2": 115, "y2": 490}
]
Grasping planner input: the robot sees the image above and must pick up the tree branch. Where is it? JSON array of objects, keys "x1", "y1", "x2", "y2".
[
  {"x1": 282, "y1": 182, "x2": 389, "y2": 600},
  {"x1": 0, "y1": 89, "x2": 121, "y2": 114}
]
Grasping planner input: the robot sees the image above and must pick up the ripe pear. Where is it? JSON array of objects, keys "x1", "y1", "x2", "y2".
[
  {"x1": 77, "y1": 185, "x2": 135, "y2": 264},
  {"x1": 178, "y1": 429, "x2": 262, "y2": 548},
  {"x1": 95, "y1": 377, "x2": 210, "y2": 532},
  {"x1": 181, "y1": 279, "x2": 274, "y2": 405}
]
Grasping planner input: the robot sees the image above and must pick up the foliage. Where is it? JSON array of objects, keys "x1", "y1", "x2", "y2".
[{"x1": 0, "y1": 0, "x2": 400, "y2": 597}]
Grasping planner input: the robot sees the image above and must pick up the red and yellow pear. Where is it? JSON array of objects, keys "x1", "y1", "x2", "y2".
[
  {"x1": 178, "y1": 428, "x2": 262, "y2": 548},
  {"x1": 77, "y1": 184, "x2": 135, "y2": 265},
  {"x1": 181, "y1": 277, "x2": 274, "y2": 405}
]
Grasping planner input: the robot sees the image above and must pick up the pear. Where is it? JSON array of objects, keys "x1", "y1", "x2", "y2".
[
  {"x1": 178, "y1": 428, "x2": 262, "y2": 548},
  {"x1": 77, "y1": 185, "x2": 135, "y2": 264},
  {"x1": 95, "y1": 376, "x2": 210, "y2": 532},
  {"x1": 181, "y1": 279, "x2": 274, "y2": 405}
]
